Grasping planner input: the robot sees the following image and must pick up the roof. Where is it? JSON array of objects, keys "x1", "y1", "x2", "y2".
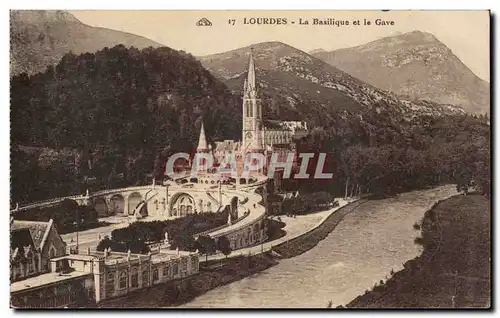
[
  {"x1": 11, "y1": 220, "x2": 52, "y2": 251},
  {"x1": 51, "y1": 254, "x2": 97, "y2": 262},
  {"x1": 214, "y1": 140, "x2": 241, "y2": 152},
  {"x1": 264, "y1": 120, "x2": 308, "y2": 133},
  {"x1": 11, "y1": 270, "x2": 91, "y2": 294}
]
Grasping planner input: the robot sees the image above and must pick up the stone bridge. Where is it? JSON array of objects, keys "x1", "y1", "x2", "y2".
[
  {"x1": 88, "y1": 183, "x2": 252, "y2": 219},
  {"x1": 12, "y1": 176, "x2": 270, "y2": 251},
  {"x1": 12, "y1": 177, "x2": 267, "y2": 222}
]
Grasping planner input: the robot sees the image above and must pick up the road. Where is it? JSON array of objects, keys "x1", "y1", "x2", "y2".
[{"x1": 200, "y1": 198, "x2": 350, "y2": 261}]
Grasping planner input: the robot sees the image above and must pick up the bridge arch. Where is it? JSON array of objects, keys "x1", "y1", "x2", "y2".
[
  {"x1": 128, "y1": 192, "x2": 142, "y2": 216},
  {"x1": 169, "y1": 192, "x2": 195, "y2": 218},
  {"x1": 109, "y1": 194, "x2": 125, "y2": 215},
  {"x1": 94, "y1": 197, "x2": 108, "y2": 217}
]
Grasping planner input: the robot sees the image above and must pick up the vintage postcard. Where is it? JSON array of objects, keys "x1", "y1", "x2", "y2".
[{"x1": 9, "y1": 10, "x2": 490, "y2": 308}]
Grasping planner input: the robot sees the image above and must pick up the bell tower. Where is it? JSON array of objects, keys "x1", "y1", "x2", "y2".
[{"x1": 242, "y1": 49, "x2": 263, "y2": 153}]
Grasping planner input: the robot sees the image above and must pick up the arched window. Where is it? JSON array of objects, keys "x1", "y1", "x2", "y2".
[
  {"x1": 106, "y1": 272, "x2": 115, "y2": 296},
  {"x1": 142, "y1": 270, "x2": 149, "y2": 287},
  {"x1": 131, "y1": 268, "x2": 138, "y2": 288},
  {"x1": 119, "y1": 270, "x2": 128, "y2": 289},
  {"x1": 153, "y1": 268, "x2": 159, "y2": 281},
  {"x1": 49, "y1": 246, "x2": 56, "y2": 259}
]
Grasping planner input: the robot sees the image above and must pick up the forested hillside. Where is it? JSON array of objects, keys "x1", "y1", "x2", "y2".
[
  {"x1": 11, "y1": 45, "x2": 241, "y2": 204},
  {"x1": 284, "y1": 109, "x2": 490, "y2": 200},
  {"x1": 10, "y1": 45, "x2": 490, "y2": 206}
]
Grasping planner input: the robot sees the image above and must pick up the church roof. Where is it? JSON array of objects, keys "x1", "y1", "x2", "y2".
[
  {"x1": 214, "y1": 140, "x2": 240, "y2": 152},
  {"x1": 264, "y1": 120, "x2": 308, "y2": 133}
]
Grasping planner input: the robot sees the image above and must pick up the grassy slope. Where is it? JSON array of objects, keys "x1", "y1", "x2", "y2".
[{"x1": 345, "y1": 194, "x2": 491, "y2": 308}]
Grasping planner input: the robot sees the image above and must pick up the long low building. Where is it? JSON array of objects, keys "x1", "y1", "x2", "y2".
[{"x1": 11, "y1": 246, "x2": 199, "y2": 308}]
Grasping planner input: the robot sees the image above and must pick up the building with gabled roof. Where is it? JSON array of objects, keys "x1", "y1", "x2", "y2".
[{"x1": 10, "y1": 219, "x2": 66, "y2": 282}]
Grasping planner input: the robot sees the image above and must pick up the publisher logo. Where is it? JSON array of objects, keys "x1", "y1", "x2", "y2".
[{"x1": 196, "y1": 18, "x2": 212, "y2": 26}]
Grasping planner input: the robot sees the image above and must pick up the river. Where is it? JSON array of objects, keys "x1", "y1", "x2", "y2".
[{"x1": 179, "y1": 185, "x2": 458, "y2": 308}]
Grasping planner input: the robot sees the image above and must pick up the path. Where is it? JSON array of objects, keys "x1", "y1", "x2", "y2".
[{"x1": 200, "y1": 198, "x2": 350, "y2": 261}]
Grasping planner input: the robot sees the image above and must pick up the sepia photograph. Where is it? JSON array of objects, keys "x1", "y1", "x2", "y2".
[{"x1": 9, "y1": 10, "x2": 491, "y2": 309}]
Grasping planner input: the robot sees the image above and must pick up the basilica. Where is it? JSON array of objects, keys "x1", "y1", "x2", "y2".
[{"x1": 192, "y1": 50, "x2": 308, "y2": 182}]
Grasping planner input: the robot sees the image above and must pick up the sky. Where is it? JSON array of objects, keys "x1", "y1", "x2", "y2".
[{"x1": 71, "y1": 10, "x2": 490, "y2": 82}]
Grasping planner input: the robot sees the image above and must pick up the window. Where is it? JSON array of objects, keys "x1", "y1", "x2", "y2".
[
  {"x1": 27, "y1": 260, "x2": 34, "y2": 273},
  {"x1": 49, "y1": 247, "x2": 56, "y2": 259},
  {"x1": 142, "y1": 270, "x2": 149, "y2": 286},
  {"x1": 106, "y1": 273, "x2": 115, "y2": 296},
  {"x1": 153, "y1": 268, "x2": 159, "y2": 281},
  {"x1": 131, "y1": 268, "x2": 138, "y2": 288},
  {"x1": 173, "y1": 264, "x2": 178, "y2": 276},
  {"x1": 163, "y1": 266, "x2": 170, "y2": 277},
  {"x1": 119, "y1": 271, "x2": 128, "y2": 289}
]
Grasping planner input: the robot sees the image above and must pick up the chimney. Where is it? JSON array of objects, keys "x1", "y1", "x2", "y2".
[
  {"x1": 176, "y1": 247, "x2": 180, "y2": 255},
  {"x1": 104, "y1": 248, "x2": 109, "y2": 258},
  {"x1": 127, "y1": 249, "x2": 131, "y2": 261}
]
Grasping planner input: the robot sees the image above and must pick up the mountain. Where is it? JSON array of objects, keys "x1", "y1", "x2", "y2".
[
  {"x1": 308, "y1": 48, "x2": 326, "y2": 55},
  {"x1": 10, "y1": 10, "x2": 163, "y2": 76},
  {"x1": 312, "y1": 31, "x2": 489, "y2": 114},
  {"x1": 198, "y1": 41, "x2": 464, "y2": 126}
]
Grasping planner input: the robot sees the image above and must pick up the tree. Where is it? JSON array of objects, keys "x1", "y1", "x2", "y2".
[
  {"x1": 171, "y1": 231, "x2": 197, "y2": 252},
  {"x1": 196, "y1": 235, "x2": 217, "y2": 262},
  {"x1": 216, "y1": 236, "x2": 232, "y2": 258}
]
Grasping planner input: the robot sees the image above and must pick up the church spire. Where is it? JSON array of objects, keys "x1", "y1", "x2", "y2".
[
  {"x1": 244, "y1": 48, "x2": 256, "y2": 97},
  {"x1": 197, "y1": 121, "x2": 208, "y2": 152}
]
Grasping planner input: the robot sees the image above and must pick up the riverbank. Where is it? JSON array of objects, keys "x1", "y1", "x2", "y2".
[
  {"x1": 180, "y1": 185, "x2": 458, "y2": 308},
  {"x1": 343, "y1": 194, "x2": 490, "y2": 308},
  {"x1": 273, "y1": 199, "x2": 366, "y2": 258},
  {"x1": 97, "y1": 252, "x2": 278, "y2": 308}
]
